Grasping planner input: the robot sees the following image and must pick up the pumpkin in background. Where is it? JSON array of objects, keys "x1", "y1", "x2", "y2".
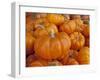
[
  {"x1": 35, "y1": 13, "x2": 47, "y2": 19},
  {"x1": 47, "y1": 14, "x2": 65, "y2": 25},
  {"x1": 70, "y1": 15, "x2": 81, "y2": 20},
  {"x1": 67, "y1": 58, "x2": 79, "y2": 65},
  {"x1": 33, "y1": 23, "x2": 58, "y2": 38},
  {"x1": 26, "y1": 32, "x2": 35, "y2": 55},
  {"x1": 28, "y1": 59, "x2": 48, "y2": 67},
  {"x1": 85, "y1": 37, "x2": 90, "y2": 47},
  {"x1": 34, "y1": 31, "x2": 71, "y2": 60},
  {"x1": 81, "y1": 24, "x2": 90, "y2": 37},
  {"x1": 77, "y1": 47, "x2": 90, "y2": 64},
  {"x1": 26, "y1": 54, "x2": 37, "y2": 67},
  {"x1": 70, "y1": 32, "x2": 85, "y2": 50},
  {"x1": 48, "y1": 60, "x2": 62, "y2": 66},
  {"x1": 60, "y1": 49, "x2": 78, "y2": 65},
  {"x1": 59, "y1": 20, "x2": 76, "y2": 34}
]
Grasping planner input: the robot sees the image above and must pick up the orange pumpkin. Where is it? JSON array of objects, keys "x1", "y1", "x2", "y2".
[
  {"x1": 26, "y1": 32, "x2": 35, "y2": 55},
  {"x1": 34, "y1": 31, "x2": 71, "y2": 60},
  {"x1": 67, "y1": 58, "x2": 79, "y2": 65},
  {"x1": 59, "y1": 20, "x2": 76, "y2": 34},
  {"x1": 28, "y1": 59, "x2": 48, "y2": 67},
  {"x1": 81, "y1": 24, "x2": 90, "y2": 37},
  {"x1": 60, "y1": 50, "x2": 78, "y2": 65},
  {"x1": 85, "y1": 37, "x2": 90, "y2": 47},
  {"x1": 33, "y1": 23, "x2": 58, "y2": 38},
  {"x1": 70, "y1": 15, "x2": 81, "y2": 19},
  {"x1": 70, "y1": 32, "x2": 85, "y2": 50},
  {"x1": 35, "y1": 13, "x2": 47, "y2": 19},
  {"x1": 47, "y1": 14, "x2": 65, "y2": 25},
  {"x1": 26, "y1": 54, "x2": 37, "y2": 67},
  {"x1": 77, "y1": 47, "x2": 90, "y2": 64}
]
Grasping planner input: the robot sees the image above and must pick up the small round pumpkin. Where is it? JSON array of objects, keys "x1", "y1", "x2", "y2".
[
  {"x1": 70, "y1": 32, "x2": 85, "y2": 50},
  {"x1": 26, "y1": 32, "x2": 35, "y2": 55},
  {"x1": 60, "y1": 49, "x2": 78, "y2": 65},
  {"x1": 67, "y1": 58, "x2": 79, "y2": 65},
  {"x1": 81, "y1": 24, "x2": 90, "y2": 37},
  {"x1": 35, "y1": 13, "x2": 47, "y2": 19},
  {"x1": 59, "y1": 20, "x2": 76, "y2": 34},
  {"x1": 33, "y1": 23, "x2": 58, "y2": 38},
  {"x1": 47, "y1": 14, "x2": 65, "y2": 25},
  {"x1": 77, "y1": 47, "x2": 90, "y2": 64},
  {"x1": 29, "y1": 59, "x2": 48, "y2": 67},
  {"x1": 34, "y1": 31, "x2": 71, "y2": 60}
]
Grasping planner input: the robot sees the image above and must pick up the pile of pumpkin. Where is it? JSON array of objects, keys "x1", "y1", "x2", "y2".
[{"x1": 26, "y1": 13, "x2": 90, "y2": 67}]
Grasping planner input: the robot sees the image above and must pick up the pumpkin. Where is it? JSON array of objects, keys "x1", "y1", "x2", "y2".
[
  {"x1": 26, "y1": 54, "x2": 37, "y2": 67},
  {"x1": 85, "y1": 37, "x2": 90, "y2": 47},
  {"x1": 28, "y1": 59, "x2": 48, "y2": 67},
  {"x1": 47, "y1": 14, "x2": 65, "y2": 25},
  {"x1": 77, "y1": 47, "x2": 90, "y2": 64},
  {"x1": 48, "y1": 60, "x2": 62, "y2": 66},
  {"x1": 26, "y1": 32, "x2": 35, "y2": 55},
  {"x1": 34, "y1": 31, "x2": 71, "y2": 60},
  {"x1": 67, "y1": 58, "x2": 79, "y2": 65},
  {"x1": 81, "y1": 24, "x2": 90, "y2": 37},
  {"x1": 70, "y1": 32, "x2": 85, "y2": 50},
  {"x1": 63, "y1": 14, "x2": 70, "y2": 21},
  {"x1": 81, "y1": 15, "x2": 89, "y2": 20},
  {"x1": 35, "y1": 13, "x2": 47, "y2": 19},
  {"x1": 59, "y1": 20, "x2": 76, "y2": 34},
  {"x1": 26, "y1": 54, "x2": 48, "y2": 67},
  {"x1": 70, "y1": 15, "x2": 81, "y2": 19},
  {"x1": 33, "y1": 23, "x2": 58, "y2": 38},
  {"x1": 60, "y1": 49, "x2": 78, "y2": 65}
]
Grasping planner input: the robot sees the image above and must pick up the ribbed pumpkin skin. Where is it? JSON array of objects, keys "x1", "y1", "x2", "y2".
[
  {"x1": 59, "y1": 20, "x2": 76, "y2": 34},
  {"x1": 47, "y1": 14, "x2": 65, "y2": 25},
  {"x1": 77, "y1": 47, "x2": 90, "y2": 64},
  {"x1": 70, "y1": 32, "x2": 85, "y2": 50},
  {"x1": 33, "y1": 23, "x2": 58, "y2": 38},
  {"x1": 34, "y1": 32, "x2": 71, "y2": 60}
]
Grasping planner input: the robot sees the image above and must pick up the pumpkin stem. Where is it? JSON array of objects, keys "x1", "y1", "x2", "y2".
[
  {"x1": 35, "y1": 24, "x2": 45, "y2": 29},
  {"x1": 50, "y1": 29, "x2": 55, "y2": 38}
]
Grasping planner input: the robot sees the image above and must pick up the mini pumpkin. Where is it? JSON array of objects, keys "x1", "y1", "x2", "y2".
[
  {"x1": 60, "y1": 49, "x2": 78, "y2": 65},
  {"x1": 34, "y1": 31, "x2": 71, "y2": 60},
  {"x1": 59, "y1": 20, "x2": 76, "y2": 34},
  {"x1": 70, "y1": 32, "x2": 85, "y2": 50},
  {"x1": 33, "y1": 23, "x2": 58, "y2": 38},
  {"x1": 47, "y1": 14, "x2": 65, "y2": 25},
  {"x1": 81, "y1": 24, "x2": 90, "y2": 37},
  {"x1": 28, "y1": 59, "x2": 48, "y2": 67},
  {"x1": 67, "y1": 58, "x2": 79, "y2": 65},
  {"x1": 26, "y1": 32, "x2": 35, "y2": 55},
  {"x1": 77, "y1": 47, "x2": 90, "y2": 64}
]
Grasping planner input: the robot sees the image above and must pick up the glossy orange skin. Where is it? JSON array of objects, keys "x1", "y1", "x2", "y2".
[
  {"x1": 34, "y1": 32, "x2": 71, "y2": 60},
  {"x1": 59, "y1": 20, "x2": 76, "y2": 34},
  {"x1": 77, "y1": 47, "x2": 90, "y2": 64},
  {"x1": 70, "y1": 32, "x2": 85, "y2": 50},
  {"x1": 47, "y1": 14, "x2": 65, "y2": 25},
  {"x1": 26, "y1": 33, "x2": 35, "y2": 55},
  {"x1": 33, "y1": 23, "x2": 58, "y2": 38}
]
